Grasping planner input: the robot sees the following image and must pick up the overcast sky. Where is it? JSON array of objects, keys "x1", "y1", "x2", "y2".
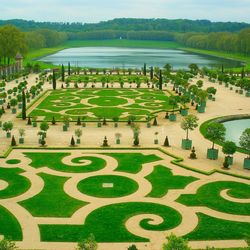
[{"x1": 1, "y1": 0, "x2": 250, "y2": 23}]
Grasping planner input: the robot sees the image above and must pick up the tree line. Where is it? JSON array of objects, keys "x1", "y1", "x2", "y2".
[
  {"x1": 1, "y1": 18, "x2": 249, "y2": 33},
  {"x1": 175, "y1": 28, "x2": 250, "y2": 55}
]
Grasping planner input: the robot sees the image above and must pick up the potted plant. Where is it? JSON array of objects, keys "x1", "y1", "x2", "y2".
[
  {"x1": 222, "y1": 141, "x2": 237, "y2": 167},
  {"x1": 239, "y1": 128, "x2": 250, "y2": 169},
  {"x1": 131, "y1": 123, "x2": 140, "y2": 146},
  {"x1": 154, "y1": 132, "x2": 159, "y2": 144},
  {"x1": 168, "y1": 96, "x2": 179, "y2": 121},
  {"x1": 181, "y1": 114, "x2": 199, "y2": 150},
  {"x1": 40, "y1": 121, "x2": 49, "y2": 138},
  {"x1": 115, "y1": 133, "x2": 122, "y2": 144},
  {"x1": 82, "y1": 116, "x2": 86, "y2": 127},
  {"x1": 32, "y1": 116, "x2": 37, "y2": 127},
  {"x1": 18, "y1": 128, "x2": 25, "y2": 144},
  {"x1": 206, "y1": 122, "x2": 226, "y2": 160},
  {"x1": 179, "y1": 94, "x2": 190, "y2": 116},
  {"x1": 75, "y1": 128, "x2": 82, "y2": 144},
  {"x1": 10, "y1": 98, "x2": 18, "y2": 114},
  {"x1": 63, "y1": 116, "x2": 70, "y2": 131},
  {"x1": 197, "y1": 90, "x2": 208, "y2": 113},
  {"x1": 2, "y1": 121, "x2": 13, "y2": 138},
  {"x1": 146, "y1": 115, "x2": 151, "y2": 128},
  {"x1": 112, "y1": 117, "x2": 119, "y2": 127}
]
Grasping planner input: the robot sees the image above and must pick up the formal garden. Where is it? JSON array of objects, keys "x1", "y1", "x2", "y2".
[{"x1": 0, "y1": 148, "x2": 249, "y2": 249}]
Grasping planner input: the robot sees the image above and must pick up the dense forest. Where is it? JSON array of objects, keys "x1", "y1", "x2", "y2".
[{"x1": 0, "y1": 18, "x2": 250, "y2": 66}]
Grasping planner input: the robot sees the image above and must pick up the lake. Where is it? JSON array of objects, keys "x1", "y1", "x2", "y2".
[
  {"x1": 38, "y1": 47, "x2": 242, "y2": 69},
  {"x1": 223, "y1": 119, "x2": 250, "y2": 146}
]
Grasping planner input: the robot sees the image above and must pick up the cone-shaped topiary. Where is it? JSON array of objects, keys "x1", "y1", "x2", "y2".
[
  {"x1": 71, "y1": 136, "x2": 75, "y2": 146},
  {"x1": 153, "y1": 117, "x2": 158, "y2": 126},
  {"x1": 163, "y1": 136, "x2": 170, "y2": 147},
  {"x1": 52, "y1": 116, "x2": 56, "y2": 125},
  {"x1": 27, "y1": 117, "x2": 32, "y2": 125},
  {"x1": 11, "y1": 135, "x2": 17, "y2": 146},
  {"x1": 76, "y1": 117, "x2": 81, "y2": 126}
]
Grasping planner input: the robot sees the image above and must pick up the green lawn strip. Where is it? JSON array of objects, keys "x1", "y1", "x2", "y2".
[
  {"x1": 145, "y1": 165, "x2": 198, "y2": 198},
  {"x1": 39, "y1": 202, "x2": 181, "y2": 242},
  {"x1": 184, "y1": 213, "x2": 250, "y2": 240},
  {"x1": 19, "y1": 173, "x2": 87, "y2": 217},
  {"x1": 177, "y1": 181, "x2": 250, "y2": 215},
  {"x1": 0, "y1": 168, "x2": 31, "y2": 199},
  {"x1": 0, "y1": 205, "x2": 22, "y2": 240},
  {"x1": 77, "y1": 175, "x2": 139, "y2": 198},
  {"x1": 5, "y1": 159, "x2": 21, "y2": 164},
  {"x1": 24, "y1": 152, "x2": 106, "y2": 173},
  {"x1": 104, "y1": 153, "x2": 162, "y2": 173}
]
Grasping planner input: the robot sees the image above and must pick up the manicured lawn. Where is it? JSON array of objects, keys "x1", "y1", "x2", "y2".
[
  {"x1": 0, "y1": 168, "x2": 31, "y2": 199},
  {"x1": 0, "y1": 205, "x2": 22, "y2": 240},
  {"x1": 19, "y1": 173, "x2": 87, "y2": 217},
  {"x1": 184, "y1": 213, "x2": 250, "y2": 240},
  {"x1": 77, "y1": 175, "x2": 139, "y2": 198},
  {"x1": 28, "y1": 89, "x2": 173, "y2": 121},
  {"x1": 105, "y1": 153, "x2": 162, "y2": 173},
  {"x1": 39, "y1": 202, "x2": 182, "y2": 242},
  {"x1": 177, "y1": 181, "x2": 250, "y2": 215},
  {"x1": 145, "y1": 165, "x2": 198, "y2": 197},
  {"x1": 24, "y1": 152, "x2": 107, "y2": 173},
  {"x1": 0, "y1": 149, "x2": 249, "y2": 244}
]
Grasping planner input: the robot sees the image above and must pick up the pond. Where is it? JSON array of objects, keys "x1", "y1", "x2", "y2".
[
  {"x1": 38, "y1": 47, "x2": 242, "y2": 69},
  {"x1": 223, "y1": 118, "x2": 250, "y2": 146}
]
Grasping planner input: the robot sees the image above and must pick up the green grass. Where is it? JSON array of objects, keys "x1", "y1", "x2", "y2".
[
  {"x1": 39, "y1": 202, "x2": 181, "y2": 242},
  {"x1": 0, "y1": 168, "x2": 31, "y2": 199},
  {"x1": 105, "y1": 153, "x2": 162, "y2": 173},
  {"x1": 27, "y1": 89, "x2": 173, "y2": 122},
  {"x1": 145, "y1": 165, "x2": 198, "y2": 197},
  {"x1": 184, "y1": 213, "x2": 250, "y2": 240},
  {"x1": 19, "y1": 173, "x2": 87, "y2": 217},
  {"x1": 0, "y1": 205, "x2": 22, "y2": 240},
  {"x1": 177, "y1": 181, "x2": 250, "y2": 215},
  {"x1": 5, "y1": 159, "x2": 21, "y2": 164},
  {"x1": 77, "y1": 175, "x2": 139, "y2": 198},
  {"x1": 24, "y1": 152, "x2": 106, "y2": 173}
]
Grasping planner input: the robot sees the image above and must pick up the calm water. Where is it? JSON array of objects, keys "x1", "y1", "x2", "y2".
[
  {"x1": 39, "y1": 47, "x2": 242, "y2": 69},
  {"x1": 223, "y1": 119, "x2": 250, "y2": 146}
]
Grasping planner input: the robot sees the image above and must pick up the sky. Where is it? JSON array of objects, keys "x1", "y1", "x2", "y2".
[{"x1": 1, "y1": 0, "x2": 250, "y2": 23}]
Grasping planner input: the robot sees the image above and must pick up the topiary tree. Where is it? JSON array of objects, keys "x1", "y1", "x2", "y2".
[
  {"x1": 206, "y1": 122, "x2": 226, "y2": 149},
  {"x1": 131, "y1": 123, "x2": 140, "y2": 146},
  {"x1": 10, "y1": 98, "x2": 17, "y2": 113},
  {"x1": 75, "y1": 128, "x2": 83, "y2": 144},
  {"x1": 40, "y1": 122, "x2": 49, "y2": 136},
  {"x1": 76, "y1": 234, "x2": 98, "y2": 250},
  {"x1": 181, "y1": 115, "x2": 199, "y2": 140},
  {"x1": 52, "y1": 70, "x2": 57, "y2": 90},
  {"x1": 70, "y1": 136, "x2": 75, "y2": 147},
  {"x1": 22, "y1": 89, "x2": 26, "y2": 120},
  {"x1": 128, "y1": 245, "x2": 138, "y2": 250},
  {"x1": 2, "y1": 121, "x2": 13, "y2": 137},
  {"x1": 239, "y1": 128, "x2": 250, "y2": 158},
  {"x1": 11, "y1": 135, "x2": 17, "y2": 146},
  {"x1": 163, "y1": 233, "x2": 191, "y2": 250},
  {"x1": 222, "y1": 140, "x2": 237, "y2": 167}
]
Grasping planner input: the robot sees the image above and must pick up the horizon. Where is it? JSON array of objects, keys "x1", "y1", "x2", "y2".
[
  {"x1": 1, "y1": 0, "x2": 250, "y2": 24},
  {"x1": 1, "y1": 17, "x2": 250, "y2": 25}
]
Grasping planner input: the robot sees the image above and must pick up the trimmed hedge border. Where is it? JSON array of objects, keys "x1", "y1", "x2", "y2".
[
  {"x1": 200, "y1": 114, "x2": 250, "y2": 155},
  {"x1": 1, "y1": 146, "x2": 249, "y2": 180}
]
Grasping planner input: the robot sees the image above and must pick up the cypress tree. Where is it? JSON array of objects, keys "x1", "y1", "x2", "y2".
[
  {"x1": 68, "y1": 62, "x2": 71, "y2": 76},
  {"x1": 159, "y1": 70, "x2": 163, "y2": 90},
  {"x1": 71, "y1": 136, "x2": 75, "y2": 146},
  {"x1": 22, "y1": 90, "x2": 26, "y2": 120},
  {"x1": 150, "y1": 67, "x2": 154, "y2": 80},
  {"x1": 27, "y1": 117, "x2": 32, "y2": 125},
  {"x1": 241, "y1": 67, "x2": 245, "y2": 79},
  {"x1": 52, "y1": 70, "x2": 56, "y2": 90},
  {"x1": 143, "y1": 63, "x2": 147, "y2": 76},
  {"x1": 11, "y1": 135, "x2": 17, "y2": 146},
  {"x1": 221, "y1": 64, "x2": 224, "y2": 73},
  {"x1": 76, "y1": 117, "x2": 81, "y2": 125},
  {"x1": 61, "y1": 64, "x2": 65, "y2": 82}
]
